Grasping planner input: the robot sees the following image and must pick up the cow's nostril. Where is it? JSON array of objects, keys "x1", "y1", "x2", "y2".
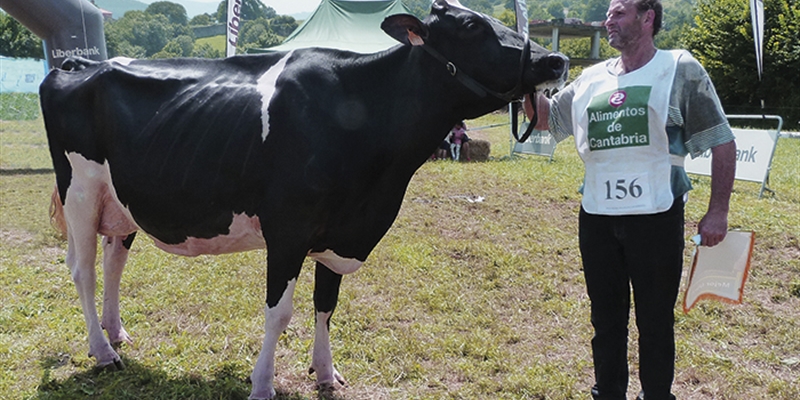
[{"x1": 548, "y1": 55, "x2": 566, "y2": 71}]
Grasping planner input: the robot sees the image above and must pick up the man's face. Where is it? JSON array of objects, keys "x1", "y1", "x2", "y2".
[{"x1": 604, "y1": 0, "x2": 647, "y2": 50}]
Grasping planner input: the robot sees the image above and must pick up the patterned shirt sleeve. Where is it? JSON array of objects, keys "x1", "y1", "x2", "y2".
[
  {"x1": 548, "y1": 74, "x2": 580, "y2": 144},
  {"x1": 670, "y1": 52, "x2": 736, "y2": 158}
]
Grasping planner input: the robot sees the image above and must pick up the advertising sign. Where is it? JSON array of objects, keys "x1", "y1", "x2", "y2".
[
  {"x1": 226, "y1": 0, "x2": 242, "y2": 57},
  {"x1": 684, "y1": 127, "x2": 779, "y2": 183}
]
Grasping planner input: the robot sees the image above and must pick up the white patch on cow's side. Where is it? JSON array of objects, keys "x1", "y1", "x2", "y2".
[
  {"x1": 309, "y1": 249, "x2": 363, "y2": 275},
  {"x1": 256, "y1": 50, "x2": 294, "y2": 142},
  {"x1": 110, "y1": 57, "x2": 134, "y2": 66},
  {"x1": 153, "y1": 213, "x2": 265, "y2": 256}
]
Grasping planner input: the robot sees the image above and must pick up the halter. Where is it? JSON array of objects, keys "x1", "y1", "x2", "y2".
[{"x1": 420, "y1": 39, "x2": 538, "y2": 142}]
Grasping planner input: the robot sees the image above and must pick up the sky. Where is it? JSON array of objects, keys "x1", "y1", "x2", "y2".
[
  {"x1": 188, "y1": 0, "x2": 324, "y2": 16},
  {"x1": 262, "y1": 1, "x2": 322, "y2": 15}
]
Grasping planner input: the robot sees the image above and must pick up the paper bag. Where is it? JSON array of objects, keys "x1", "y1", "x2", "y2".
[{"x1": 682, "y1": 231, "x2": 755, "y2": 313}]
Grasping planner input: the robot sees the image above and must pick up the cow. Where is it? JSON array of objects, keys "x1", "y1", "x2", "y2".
[{"x1": 40, "y1": 1, "x2": 568, "y2": 398}]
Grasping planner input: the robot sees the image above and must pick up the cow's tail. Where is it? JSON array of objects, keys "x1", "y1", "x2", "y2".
[
  {"x1": 42, "y1": 85, "x2": 72, "y2": 240},
  {"x1": 50, "y1": 185, "x2": 68, "y2": 238}
]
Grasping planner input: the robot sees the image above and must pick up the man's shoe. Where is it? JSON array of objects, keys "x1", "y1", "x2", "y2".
[{"x1": 636, "y1": 391, "x2": 676, "y2": 400}]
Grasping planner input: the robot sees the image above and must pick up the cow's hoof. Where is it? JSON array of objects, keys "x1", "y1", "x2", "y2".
[
  {"x1": 94, "y1": 357, "x2": 125, "y2": 372},
  {"x1": 316, "y1": 381, "x2": 337, "y2": 393},
  {"x1": 107, "y1": 328, "x2": 133, "y2": 347},
  {"x1": 247, "y1": 387, "x2": 276, "y2": 400},
  {"x1": 308, "y1": 366, "x2": 347, "y2": 387}
]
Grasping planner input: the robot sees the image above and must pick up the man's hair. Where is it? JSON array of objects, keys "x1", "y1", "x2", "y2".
[{"x1": 636, "y1": 0, "x2": 663, "y2": 36}]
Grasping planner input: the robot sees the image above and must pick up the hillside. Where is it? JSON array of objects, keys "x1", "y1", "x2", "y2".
[{"x1": 94, "y1": 0, "x2": 219, "y2": 19}]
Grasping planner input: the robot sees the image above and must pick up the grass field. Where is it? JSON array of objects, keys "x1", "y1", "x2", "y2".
[
  {"x1": 196, "y1": 35, "x2": 226, "y2": 55},
  {"x1": 1, "y1": 112, "x2": 798, "y2": 399}
]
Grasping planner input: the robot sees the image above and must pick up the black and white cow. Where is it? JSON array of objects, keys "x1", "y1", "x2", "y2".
[{"x1": 40, "y1": 1, "x2": 567, "y2": 398}]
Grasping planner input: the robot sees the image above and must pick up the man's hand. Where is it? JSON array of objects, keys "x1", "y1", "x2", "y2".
[{"x1": 697, "y1": 209, "x2": 728, "y2": 246}]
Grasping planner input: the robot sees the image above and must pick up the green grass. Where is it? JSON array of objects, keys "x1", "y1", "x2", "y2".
[
  {"x1": 196, "y1": 35, "x2": 227, "y2": 55},
  {"x1": 1, "y1": 112, "x2": 799, "y2": 399},
  {"x1": 0, "y1": 93, "x2": 41, "y2": 121}
]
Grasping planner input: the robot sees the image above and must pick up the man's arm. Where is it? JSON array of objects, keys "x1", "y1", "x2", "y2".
[{"x1": 697, "y1": 140, "x2": 736, "y2": 246}]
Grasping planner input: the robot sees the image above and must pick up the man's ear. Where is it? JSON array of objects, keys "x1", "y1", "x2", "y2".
[
  {"x1": 643, "y1": 9, "x2": 655, "y2": 27},
  {"x1": 381, "y1": 14, "x2": 428, "y2": 46}
]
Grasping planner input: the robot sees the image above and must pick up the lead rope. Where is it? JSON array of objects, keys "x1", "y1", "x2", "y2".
[{"x1": 510, "y1": 93, "x2": 538, "y2": 143}]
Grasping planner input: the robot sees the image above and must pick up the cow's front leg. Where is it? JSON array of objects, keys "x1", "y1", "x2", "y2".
[
  {"x1": 100, "y1": 234, "x2": 135, "y2": 347},
  {"x1": 309, "y1": 262, "x2": 346, "y2": 390},
  {"x1": 249, "y1": 248, "x2": 304, "y2": 400}
]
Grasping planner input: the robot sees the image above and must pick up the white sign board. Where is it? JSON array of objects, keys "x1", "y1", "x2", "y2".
[
  {"x1": 684, "y1": 128, "x2": 778, "y2": 183},
  {"x1": 512, "y1": 122, "x2": 557, "y2": 159}
]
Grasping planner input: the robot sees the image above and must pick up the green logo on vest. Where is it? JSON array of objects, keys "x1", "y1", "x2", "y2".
[{"x1": 587, "y1": 86, "x2": 651, "y2": 151}]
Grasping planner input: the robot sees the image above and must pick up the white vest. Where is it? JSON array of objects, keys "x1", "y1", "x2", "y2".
[{"x1": 572, "y1": 50, "x2": 683, "y2": 215}]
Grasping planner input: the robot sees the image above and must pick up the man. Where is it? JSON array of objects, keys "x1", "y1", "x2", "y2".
[{"x1": 525, "y1": 0, "x2": 736, "y2": 399}]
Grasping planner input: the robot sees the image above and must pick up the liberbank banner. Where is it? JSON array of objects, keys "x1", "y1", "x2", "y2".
[
  {"x1": 685, "y1": 127, "x2": 778, "y2": 182},
  {"x1": 684, "y1": 115, "x2": 783, "y2": 197},
  {"x1": 226, "y1": 0, "x2": 242, "y2": 57},
  {"x1": 0, "y1": 0, "x2": 107, "y2": 69}
]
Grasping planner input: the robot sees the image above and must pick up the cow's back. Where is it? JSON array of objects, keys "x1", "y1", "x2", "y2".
[{"x1": 40, "y1": 55, "x2": 287, "y2": 245}]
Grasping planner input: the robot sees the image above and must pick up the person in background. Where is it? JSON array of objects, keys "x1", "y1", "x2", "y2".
[
  {"x1": 449, "y1": 120, "x2": 471, "y2": 161},
  {"x1": 524, "y1": 0, "x2": 736, "y2": 399},
  {"x1": 435, "y1": 139, "x2": 450, "y2": 160}
]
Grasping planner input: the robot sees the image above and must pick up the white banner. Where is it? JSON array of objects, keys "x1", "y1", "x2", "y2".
[
  {"x1": 749, "y1": 0, "x2": 764, "y2": 80},
  {"x1": 226, "y1": 0, "x2": 242, "y2": 57},
  {"x1": 684, "y1": 128, "x2": 778, "y2": 183}
]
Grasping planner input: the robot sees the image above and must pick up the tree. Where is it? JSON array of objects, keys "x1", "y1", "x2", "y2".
[
  {"x1": 0, "y1": 13, "x2": 44, "y2": 59},
  {"x1": 216, "y1": 0, "x2": 277, "y2": 24},
  {"x1": 237, "y1": 17, "x2": 282, "y2": 52},
  {"x1": 269, "y1": 15, "x2": 298, "y2": 37},
  {"x1": 192, "y1": 42, "x2": 223, "y2": 58},
  {"x1": 146, "y1": 1, "x2": 188, "y2": 26},
  {"x1": 461, "y1": 0, "x2": 494, "y2": 15},
  {"x1": 105, "y1": 11, "x2": 173, "y2": 57},
  {"x1": 686, "y1": 0, "x2": 800, "y2": 129},
  {"x1": 582, "y1": 0, "x2": 608, "y2": 22},
  {"x1": 403, "y1": 0, "x2": 432, "y2": 19},
  {"x1": 189, "y1": 13, "x2": 214, "y2": 26}
]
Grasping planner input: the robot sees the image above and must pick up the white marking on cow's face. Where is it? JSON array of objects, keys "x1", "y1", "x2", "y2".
[
  {"x1": 257, "y1": 51, "x2": 294, "y2": 142},
  {"x1": 309, "y1": 249, "x2": 363, "y2": 275}
]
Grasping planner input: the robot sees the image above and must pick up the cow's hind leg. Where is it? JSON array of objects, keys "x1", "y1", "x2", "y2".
[
  {"x1": 309, "y1": 262, "x2": 346, "y2": 390},
  {"x1": 249, "y1": 247, "x2": 304, "y2": 400},
  {"x1": 100, "y1": 233, "x2": 136, "y2": 348},
  {"x1": 64, "y1": 196, "x2": 123, "y2": 369}
]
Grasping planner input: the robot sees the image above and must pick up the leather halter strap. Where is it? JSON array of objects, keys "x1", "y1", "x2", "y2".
[
  {"x1": 420, "y1": 39, "x2": 531, "y2": 103},
  {"x1": 420, "y1": 40, "x2": 538, "y2": 142}
]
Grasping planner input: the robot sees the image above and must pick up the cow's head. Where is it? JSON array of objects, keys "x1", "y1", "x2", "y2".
[{"x1": 382, "y1": 0, "x2": 568, "y2": 106}]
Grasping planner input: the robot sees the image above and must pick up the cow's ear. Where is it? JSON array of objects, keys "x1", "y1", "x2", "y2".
[{"x1": 381, "y1": 14, "x2": 428, "y2": 46}]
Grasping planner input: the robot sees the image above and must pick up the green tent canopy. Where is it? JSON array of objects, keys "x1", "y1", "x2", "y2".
[{"x1": 253, "y1": 0, "x2": 411, "y2": 54}]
